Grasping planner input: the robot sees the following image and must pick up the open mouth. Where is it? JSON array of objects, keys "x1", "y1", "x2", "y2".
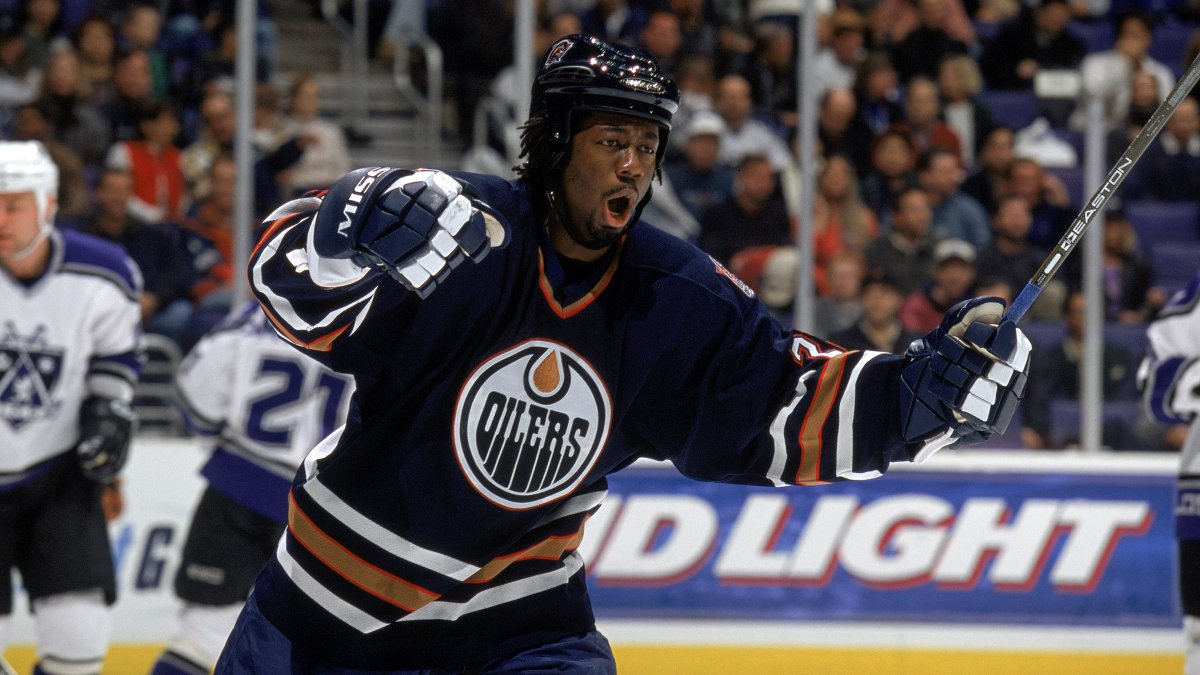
[{"x1": 605, "y1": 194, "x2": 633, "y2": 225}]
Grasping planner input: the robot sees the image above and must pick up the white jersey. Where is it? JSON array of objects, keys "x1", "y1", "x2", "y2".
[
  {"x1": 1142, "y1": 272, "x2": 1200, "y2": 473},
  {"x1": 0, "y1": 230, "x2": 143, "y2": 476},
  {"x1": 175, "y1": 302, "x2": 355, "y2": 484}
]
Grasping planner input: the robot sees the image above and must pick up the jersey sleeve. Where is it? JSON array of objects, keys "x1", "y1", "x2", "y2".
[
  {"x1": 637, "y1": 283, "x2": 915, "y2": 486},
  {"x1": 175, "y1": 322, "x2": 239, "y2": 435},
  {"x1": 86, "y1": 255, "x2": 144, "y2": 403},
  {"x1": 248, "y1": 193, "x2": 410, "y2": 373},
  {"x1": 1141, "y1": 273, "x2": 1200, "y2": 425}
]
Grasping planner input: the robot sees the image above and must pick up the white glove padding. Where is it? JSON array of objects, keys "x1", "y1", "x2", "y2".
[
  {"x1": 312, "y1": 167, "x2": 499, "y2": 298},
  {"x1": 901, "y1": 297, "x2": 1032, "y2": 459}
]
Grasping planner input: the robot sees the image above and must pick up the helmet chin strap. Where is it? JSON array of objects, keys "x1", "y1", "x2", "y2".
[{"x1": 7, "y1": 198, "x2": 54, "y2": 262}]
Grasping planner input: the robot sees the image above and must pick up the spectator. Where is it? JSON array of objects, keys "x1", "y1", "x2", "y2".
[
  {"x1": 851, "y1": 50, "x2": 904, "y2": 136},
  {"x1": 917, "y1": 148, "x2": 991, "y2": 249},
  {"x1": 813, "y1": 153, "x2": 880, "y2": 293},
  {"x1": 279, "y1": 73, "x2": 351, "y2": 197},
  {"x1": 639, "y1": 9, "x2": 685, "y2": 78},
  {"x1": 938, "y1": 53, "x2": 996, "y2": 168},
  {"x1": 1125, "y1": 97, "x2": 1200, "y2": 202},
  {"x1": 814, "y1": 250, "x2": 867, "y2": 334},
  {"x1": 741, "y1": 22, "x2": 797, "y2": 130},
  {"x1": 189, "y1": 20, "x2": 269, "y2": 92},
  {"x1": 889, "y1": 0, "x2": 970, "y2": 82},
  {"x1": 665, "y1": 111, "x2": 735, "y2": 226},
  {"x1": 1099, "y1": 208, "x2": 1164, "y2": 324},
  {"x1": 119, "y1": 3, "x2": 170, "y2": 99},
  {"x1": 978, "y1": 0, "x2": 1085, "y2": 91},
  {"x1": 580, "y1": 0, "x2": 650, "y2": 45},
  {"x1": 1071, "y1": 11, "x2": 1175, "y2": 132},
  {"x1": 976, "y1": 193, "x2": 1066, "y2": 320},
  {"x1": 34, "y1": 46, "x2": 111, "y2": 164},
  {"x1": 699, "y1": 154, "x2": 792, "y2": 265},
  {"x1": 667, "y1": 55, "x2": 717, "y2": 151},
  {"x1": 0, "y1": 30, "x2": 39, "y2": 122},
  {"x1": 831, "y1": 273, "x2": 922, "y2": 353},
  {"x1": 869, "y1": 0, "x2": 976, "y2": 48},
  {"x1": 818, "y1": 87, "x2": 873, "y2": 175},
  {"x1": 669, "y1": 0, "x2": 724, "y2": 62},
  {"x1": 899, "y1": 77, "x2": 963, "y2": 161},
  {"x1": 1005, "y1": 156, "x2": 1073, "y2": 251},
  {"x1": 181, "y1": 152, "x2": 238, "y2": 314},
  {"x1": 1022, "y1": 291, "x2": 1137, "y2": 449},
  {"x1": 861, "y1": 126, "x2": 919, "y2": 220},
  {"x1": 16, "y1": 0, "x2": 64, "y2": 70},
  {"x1": 813, "y1": 8, "x2": 868, "y2": 98},
  {"x1": 182, "y1": 89, "x2": 305, "y2": 215},
  {"x1": 865, "y1": 186, "x2": 939, "y2": 295},
  {"x1": 728, "y1": 245, "x2": 800, "y2": 325},
  {"x1": 962, "y1": 125, "x2": 1015, "y2": 214},
  {"x1": 1107, "y1": 70, "x2": 1163, "y2": 166},
  {"x1": 713, "y1": 73, "x2": 792, "y2": 170},
  {"x1": 80, "y1": 168, "x2": 195, "y2": 342},
  {"x1": 10, "y1": 101, "x2": 88, "y2": 220},
  {"x1": 104, "y1": 100, "x2": 187, "y2": 222},
  {"x1": 427, "y1": 0, "x2": 513, "y2": 143},
  {"x1": 100, "y1": 47, "x2": 157, "y2": 142},
  {"x1": 899, "y1": 237, "x2": 977, "y2": 333},
  {"x1": 72, "y1": 14, "x2": 116, "y2": 105}
]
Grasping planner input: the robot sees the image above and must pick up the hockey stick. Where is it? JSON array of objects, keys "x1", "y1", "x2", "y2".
[{"x1": 1005, "y1": 52, "x2": 1200, "y2": 322}]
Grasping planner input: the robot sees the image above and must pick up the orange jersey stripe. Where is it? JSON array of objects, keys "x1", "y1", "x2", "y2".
[
  {"x1": 794, "y1": 353, "x2": 849, "y2": 484},
  {"x1": 466, "y1": 522, "x2": 587, "y2": 585},
  {"x1": 288, "y1": 494, "x2": 439, "y2": 612},
  {"x1": 536, "y1": 238, "x2": 625, "y2": 319}
]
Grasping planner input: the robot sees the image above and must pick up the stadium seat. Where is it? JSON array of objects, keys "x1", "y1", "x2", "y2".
[
  {"x1": 1047, "y1": 399, "x2": 1141, "y2": 449},
  {"x1": 1125, "y1": 200, "x2": 1200, "y2": 251},
  {"x1": 977, "y1": 90, "x2": 1041, "y2": 131},
  {"x1": 1067, "y1": 21, "x2": 1115, "y2": 54},
  {"x1": 1150, "y1": 241, "x2": 1200, "y2": 295},
  {"x1": 1047, "y1": 166, "x2": 1084, "y2": 207},
  {"x1": 1149, "y1": 21, "x2": 1198, "y2": 77},
  {"x1": 1019, "y1": 320, "x2": 1065, "y2": 353}
]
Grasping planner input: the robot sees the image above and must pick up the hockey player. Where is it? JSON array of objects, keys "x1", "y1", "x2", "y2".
[
  {"x1": 1139, "y1": 271, "x2": 1200, "y2": 675},
  {"x1": 218, "y1": 35, "x2": 1031, "y2": 672},
  {"x1": 150, "y1": 301, "x2": 354, "y2": 675},
  {"x1": 0, "y1": 141, "x2": 141, "y2": 674}
]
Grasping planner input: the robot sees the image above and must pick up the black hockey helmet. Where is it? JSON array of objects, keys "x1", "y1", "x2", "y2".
[{"x1": 531, "y1": 35, "x2": 680, "y2": 156}]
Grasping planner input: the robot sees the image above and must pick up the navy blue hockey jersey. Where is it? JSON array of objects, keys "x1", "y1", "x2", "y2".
[{"x1": 248, "y1": 171, "x2": 919, "y2": 668}]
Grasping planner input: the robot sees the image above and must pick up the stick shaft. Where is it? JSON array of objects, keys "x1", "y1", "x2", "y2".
[{"x1": 1005, "y1": 52, "x2": 1200, "y2": 323}]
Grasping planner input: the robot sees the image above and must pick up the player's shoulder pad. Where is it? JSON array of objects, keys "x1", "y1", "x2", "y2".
[
  {"x1": 58, "y1": 229, "x2": 143, "y2": 299},
  {"x1": 625, "y1": 224, "x2": 758, "y2": 305},
  {"x1": 1157, "y1": 272, "x2": 1200, "y2": 320},
  {"x1": 206, "y1": 300, "x2": 269, "y2": 339}
]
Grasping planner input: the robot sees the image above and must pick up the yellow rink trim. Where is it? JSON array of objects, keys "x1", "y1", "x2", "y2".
[{"x1": 2, "y1": 644, "x2": 1185, "y2": 674}]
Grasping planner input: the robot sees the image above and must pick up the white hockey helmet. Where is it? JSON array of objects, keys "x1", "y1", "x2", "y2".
[{"x1": 0, "y1": 141, "x2": 59, "y2": 258}]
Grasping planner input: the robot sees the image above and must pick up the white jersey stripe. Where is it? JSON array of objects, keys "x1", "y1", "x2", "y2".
[
  {"x1": 302, "y1": 478, "x2": 481, "y2": 582},
  {"x1": 767, "y1": 371, "x2": 815, "y2": 487},
  {"x1": 274, "y1": 535, "x2": 389, "y2": 634},
  {"x1": 531, "y1": 488, "x2": 607, "y2": 529},
  {"x1": 398, "y1": 552, "x2": 586, "y2": 623},
  {"x1": 836, "y1": 351, "x2": 884, "y2": 479},
  {"x1": 251, "y1": 223, "x2": 377, "y2": 336}
]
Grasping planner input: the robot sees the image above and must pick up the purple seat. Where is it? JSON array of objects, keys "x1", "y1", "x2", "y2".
[{"x1": 1126, "y1": 200, "x2": 1200, "y2": 251}]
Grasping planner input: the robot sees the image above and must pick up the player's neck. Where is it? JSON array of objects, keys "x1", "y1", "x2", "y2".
[{"x1": 1, "y1": 238, "x2": 51, "y2": 281}]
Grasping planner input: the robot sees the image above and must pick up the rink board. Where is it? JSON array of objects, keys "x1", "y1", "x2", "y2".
[{"x1": 3, "y1": 440, "x2": 1185, "y2": 672}]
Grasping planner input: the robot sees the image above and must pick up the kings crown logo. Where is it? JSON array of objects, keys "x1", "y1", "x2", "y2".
[
  {"x1": 454, "y1": 339, "x2": 611, "y2": 510},
  {"x1": 0, "y1": 323, "x2": 64, "y2": 430}
]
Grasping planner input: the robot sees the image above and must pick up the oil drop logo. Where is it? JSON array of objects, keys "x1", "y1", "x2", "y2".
[{"x1": 454, "y1": 339, "x2": 611, "y2": 510}]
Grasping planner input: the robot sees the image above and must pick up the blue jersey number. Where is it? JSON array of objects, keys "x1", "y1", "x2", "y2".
[{"x1": 245, "y1": 357, "x2": 351, "y2": 447}]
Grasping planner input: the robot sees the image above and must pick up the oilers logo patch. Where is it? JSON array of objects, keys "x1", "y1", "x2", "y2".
[
  {"x1": 454, "y1": 339, "x2": 611, "y2": 510},
  {"x1": 0, "y1": 323, "x2": 64, "y2": 430}
]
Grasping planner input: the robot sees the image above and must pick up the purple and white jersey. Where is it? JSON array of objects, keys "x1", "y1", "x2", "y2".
[{"x1": 0, "y1": 230, "x2": 142, "y2": 477}]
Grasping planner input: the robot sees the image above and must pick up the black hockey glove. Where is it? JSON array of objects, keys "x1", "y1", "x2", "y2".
[
  {"x1": 898, "y1": 297, "x2": 1031, "y2": 459},
  {"x1": 311, "y1": 167, "x2": 494, "y2": 298},
  {"x1": 74, "y1": 396, "x2": 136, "y2": 483}
]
